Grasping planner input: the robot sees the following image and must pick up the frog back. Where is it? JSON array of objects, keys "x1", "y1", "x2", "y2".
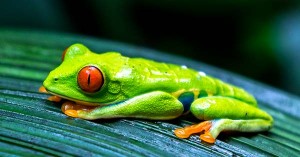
[
  {"x1": 133, "y1": 58, "x2": 202, "y2": 91},
  {"x1": 128, "y1": 57, "x2": 257, "y2": 106},
  {"x1": 104, "y1": 55, "x2": 256, "y2": 106}
]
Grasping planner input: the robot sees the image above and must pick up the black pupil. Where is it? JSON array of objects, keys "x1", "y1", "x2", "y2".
[{"x1": 87, "y1": 73, "x2": 91, "y2": 86}]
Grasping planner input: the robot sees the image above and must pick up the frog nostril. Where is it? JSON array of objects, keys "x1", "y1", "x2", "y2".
[{"x1": 54, "y1": 78, "x2": 59, "y2": 82}]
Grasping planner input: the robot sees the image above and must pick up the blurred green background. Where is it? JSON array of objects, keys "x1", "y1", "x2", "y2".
[{"x1": 1, "y1": 0, "x2": 300, "y2": 96}]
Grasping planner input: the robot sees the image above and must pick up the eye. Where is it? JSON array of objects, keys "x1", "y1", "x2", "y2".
[
  {"x1": 77, "y1": 66, "x2": 103, "y2": 93},
  {"x1": 62, "y1": 48, "x2": 68, "y2": 61}
]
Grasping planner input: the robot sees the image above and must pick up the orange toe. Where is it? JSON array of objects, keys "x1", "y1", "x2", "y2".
[
  {"x1": 61, "y1": 101, "x2": 78, "y2": 118},
  {"x1": 47, "y1": 95, "x2": 62, "y2": 102},
  {"x1": 64, "y1": 110, "x2": 79, "y2": 118},
  {"x1": 61, "y1": 101, "x2": 76, "y2": 112},
  {"x1": 200, "y1": 132, "x2": 216, "y2": 144},
  {"x1": 39, "y1": 86, "x2": 47, "y2": 93},
  {"x1": 174, "y1": 128, "x2": 190, "y2": 138}
]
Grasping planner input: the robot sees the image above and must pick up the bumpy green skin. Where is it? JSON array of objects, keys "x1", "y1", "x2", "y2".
[{"x1": 44, "y1": 44, "x2": 273, "y2": 137}]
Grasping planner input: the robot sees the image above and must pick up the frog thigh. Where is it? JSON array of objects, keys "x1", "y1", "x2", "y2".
[
  {"x1": 75, "y1": 91, "x2": 184, "y2": 120},
  {"x1": 190, "y1": 96, "x2": 273, "y2": 121}
]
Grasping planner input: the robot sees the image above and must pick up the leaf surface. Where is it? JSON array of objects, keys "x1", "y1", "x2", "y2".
[{"x1": 0, "y1": 29, "x2": 299, "y2": 156}]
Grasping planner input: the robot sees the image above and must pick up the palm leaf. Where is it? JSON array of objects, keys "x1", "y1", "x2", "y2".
[{"x1": 0, "y1": 29, "x2": 299, "y2": 156}]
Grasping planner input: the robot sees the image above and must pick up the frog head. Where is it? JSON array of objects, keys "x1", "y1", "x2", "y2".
[{"x1": 43, "y1": 43, "x2": 124, "y2": 106}]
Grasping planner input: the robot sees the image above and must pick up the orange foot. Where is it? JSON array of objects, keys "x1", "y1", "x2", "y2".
[
  {"x1": 39, "y1": 86, "x2": 47, "y2": 93},
  {"x1": 174, "y1": 121, "x2": 216, "y2": 144},
  {"x1": 39, "y1": 86, "x2": 62, "y2": 102},
  {"x1": 61, "y1": 101, "x2": 96, "y2": 118},
  {"x1": 47, "y1": 95, "x2": 62, "y2": 102}
]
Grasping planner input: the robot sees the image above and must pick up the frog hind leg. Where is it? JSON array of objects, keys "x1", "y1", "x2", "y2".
[{"x1": 174, "y1": 96, "x2": 273, "y2": 143}]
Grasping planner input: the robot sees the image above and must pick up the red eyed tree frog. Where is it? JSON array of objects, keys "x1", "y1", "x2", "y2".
[{"x1": 40, "y1": 43, "x2": 273, "y2": 144}]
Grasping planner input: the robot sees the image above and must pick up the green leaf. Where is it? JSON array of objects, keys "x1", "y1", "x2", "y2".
[{"x1": 0, "y1": 29, "x2": 299, "y2": 156}]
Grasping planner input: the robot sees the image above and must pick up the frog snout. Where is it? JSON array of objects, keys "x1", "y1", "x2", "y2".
[
  {"x1": 43, "y1": 72, "x2": 60, "y2": 88},
  {"x1": 46, "y1": 75, "x2": 59, "y2": 83}
]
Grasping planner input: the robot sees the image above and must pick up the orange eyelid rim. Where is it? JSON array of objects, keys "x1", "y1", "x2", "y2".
[
  {"x1": 62, "y1": 48, "x2": 68, "y2": 61},
  {"x1": 77, "y1": 66, "x2": 103, "y2": 93}
]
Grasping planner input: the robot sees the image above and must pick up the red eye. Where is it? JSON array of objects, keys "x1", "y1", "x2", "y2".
[
  {"x1": 62, "y1": 48, "x2": 68, "y2": 61},
  {"x1": 77, "y1": 66, "x2": 103, "y2": 93}
]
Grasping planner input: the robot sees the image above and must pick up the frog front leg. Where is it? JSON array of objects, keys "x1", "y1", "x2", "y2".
[
  {"x1": 62, "y1": 91, "x2": 184, "y2": 120},
  {"x1": 174, "y1": 96, "x2": 273, "y2": 143}
]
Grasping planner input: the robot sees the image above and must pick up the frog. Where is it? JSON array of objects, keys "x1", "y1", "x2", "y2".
[{"x1": 40, "y1": 43, "x2": 273, "y2": 144}]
